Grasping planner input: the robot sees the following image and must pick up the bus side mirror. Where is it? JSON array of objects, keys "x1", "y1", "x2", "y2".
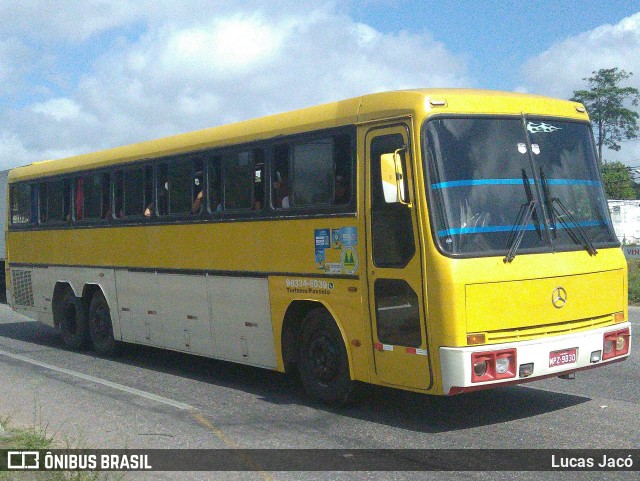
[{"x1": 380, "y1": 149, "x2": 411, "y2": 207}]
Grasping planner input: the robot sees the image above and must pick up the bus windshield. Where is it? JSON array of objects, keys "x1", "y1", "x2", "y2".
[{"x1": 424, "y1": 117, "x2": 618, "y2": 257}]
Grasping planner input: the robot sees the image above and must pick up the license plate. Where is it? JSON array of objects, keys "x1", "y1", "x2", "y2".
[{"x1": 549, "y1": 348, "x2": 577, "y2": 367}]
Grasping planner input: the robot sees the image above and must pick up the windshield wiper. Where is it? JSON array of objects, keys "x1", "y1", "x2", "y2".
[
  {"x1": 504, "y1": 170, "x2": 541, "y2": 263},
  {"x1": 539, "y1": 170, "x2": 557, "y2": 238},
  {"x1": 552, "y1": 198, "x2": 598, "y2": 256},
  {"x1": 540, "y1": 168, "x2": 597, "y2": 256}
]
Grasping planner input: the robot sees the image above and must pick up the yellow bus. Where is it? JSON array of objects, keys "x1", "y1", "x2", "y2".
[{"x1": 5, "y1": 89, "x2": 631, "y2": 404}]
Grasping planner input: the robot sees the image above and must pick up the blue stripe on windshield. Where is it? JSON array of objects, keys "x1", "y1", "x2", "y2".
[
  {"x1": 546, "y1": 179, "x2": 600, "y2": 186},
  {"x1": 437, "y1": 220, "x2": 603, "y2": 237},
  {"x1": 431, "y1": 178, "x2": 600, "y2": 190}
]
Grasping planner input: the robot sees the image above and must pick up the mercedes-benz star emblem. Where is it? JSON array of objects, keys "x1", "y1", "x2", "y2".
[{"x1": 552, "y1": 287, "x2": 567, "y2": 308}]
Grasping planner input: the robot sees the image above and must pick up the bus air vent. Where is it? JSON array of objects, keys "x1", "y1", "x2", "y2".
[{"x1": 12, "y1": 269, "x2": 34, "y2": 307}]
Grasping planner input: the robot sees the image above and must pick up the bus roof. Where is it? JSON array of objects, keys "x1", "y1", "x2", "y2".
[{"x1": 8, "y1": 88, "x2": 588, "y2": 182}]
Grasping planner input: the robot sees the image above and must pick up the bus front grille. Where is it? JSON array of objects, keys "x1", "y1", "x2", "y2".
[{"x1": 485, "y1": 315, "x2": 616, "y2": 343}]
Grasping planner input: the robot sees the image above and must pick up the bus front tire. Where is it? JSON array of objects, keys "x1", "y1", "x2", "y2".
[
  {"x1": 298, "y1": 309, "x2": 353, "y2": 405},
  {"x1": 57, "y1": 289, "x2": 89, "y2": 351},
  {"x1": 88, "y1": 292, "x2": 120, "y2": 356}
]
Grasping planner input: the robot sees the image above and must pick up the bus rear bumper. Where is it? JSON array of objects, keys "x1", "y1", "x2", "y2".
[{"x1": 440, "y1": 322, "x2": 631, "y2": 395}]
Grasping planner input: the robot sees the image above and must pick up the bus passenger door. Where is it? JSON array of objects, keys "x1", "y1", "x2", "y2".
[{"x1": 365, "y1": 124, "x2": 431, "y2": 390}]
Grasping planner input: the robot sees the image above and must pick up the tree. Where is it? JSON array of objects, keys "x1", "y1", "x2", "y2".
[
  {"x1": 571, "y1": 68, "x2": 639, "y2": 164},
  {"x1": 601, "y1": 161, "x2": 636, "y2": 199}
]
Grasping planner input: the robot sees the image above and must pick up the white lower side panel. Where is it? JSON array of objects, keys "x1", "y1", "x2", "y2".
[
  {"x1": 115, "y1": 270, "x2": 276, "y2": 368},
  {"x1": 9, "y1": 265, "x2": 277, "y2": 369},
  {"x1": 440, "y1": 323, "x2": 631, "y2": 394}
]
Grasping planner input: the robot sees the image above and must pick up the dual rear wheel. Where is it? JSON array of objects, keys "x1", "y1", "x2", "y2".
[{"x1": 55, "y1": 287, "x2": 119, "y2": 356}]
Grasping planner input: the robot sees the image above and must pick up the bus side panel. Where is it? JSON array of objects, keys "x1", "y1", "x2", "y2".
[
  {"x1": 114, "y1": 270, "x2": 276, "y2": 368},
  {"x1": 208, "y1": 276, "x2": 276, "y2": 369},
  {"x1": 156, "y1": 273, "x2": 214, "y2": 357},
  {"x1": 115, "y1": 270, "x2": 165, "y2": 347}
]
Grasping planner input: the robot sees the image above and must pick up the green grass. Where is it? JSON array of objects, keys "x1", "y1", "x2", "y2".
[
  {"x1": 628, "y1": 260, "x2": 640, "y2": 304},
  {"x1": 0, "y1": 419, "x2": 122, "y2": 481}
]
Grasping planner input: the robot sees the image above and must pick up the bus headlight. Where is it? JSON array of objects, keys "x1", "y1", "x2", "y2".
[
  {"x1": 473, "y1": 360, "x2": 488, "y2": 377},
  {"x1": 496, "y1": 357, "x2": 510, "y2": 374},
  {"x1": 471, "y1": 349, "x2": 517, "y2": 383},
  {"x1": 603, "y1": 339, "x2": 614, "y2": 355}
]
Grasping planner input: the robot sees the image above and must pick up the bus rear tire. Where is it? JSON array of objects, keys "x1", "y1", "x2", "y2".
[
  {"x1": 88, "y1": 292, "x2": 120, "y2": 356},
  {"x1": 298, "y1": 309, "x2": 353, "y2": 405},
  {"x1": 56, "y1": 288, "x2": 89, "y2": 350}
]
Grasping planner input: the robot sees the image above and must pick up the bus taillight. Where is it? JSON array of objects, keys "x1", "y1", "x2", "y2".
[
  {"x1": 603, "y1": 328, "x2": 630, "y2": 360},
  {"x1": 471, "y1": 349, "x2": 517, "y2": 383}
]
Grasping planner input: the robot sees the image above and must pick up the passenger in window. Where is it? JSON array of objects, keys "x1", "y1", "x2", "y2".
[
  {"x1": 192, "y1": 190, "x2": 203, "y2": 213},
  {"x1": 144, "y1": 203, "x2": 154, "y2": 217},
  {"x1": 334, "y1": 175, "x2": 349, "y2": 204},
  {"x1": 192, "y1": 173, "x2": 204, "y2": 214},
  {"x1": 274, "y1": 175, "x2": 290, "y2": 208}
]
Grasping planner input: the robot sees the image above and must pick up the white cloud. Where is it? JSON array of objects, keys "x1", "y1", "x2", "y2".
[
  {"x1": 521, "y1": 12, "x2": 640, "y2": 164},
  {"x1": 162, "y1": 14, "x2": 286, "y2": 76},
  {"x1": 521, "y1": 13, "x2": 640, "y2": 99},
  {"x1": 0, "y1": 3, "x2": 469, "y2": 168},
  {"x1": 31, "y1": 98, "x2": 86, "y2": 122}
]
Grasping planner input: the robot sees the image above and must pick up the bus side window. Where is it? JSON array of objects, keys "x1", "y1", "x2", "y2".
[
  {"x1": 75, "y1": 177, "x2": 84, "y2": 220},
  {"x1": 123, "y1": 168, "x2": 144, "y2": 218},
  {"x1": 63, "y1": 179, "x2": 72, "y2": 221},
  {"x1": 253, "y1": 149, "x2": 264, "y2": 211},
  {"x1": 333, "y1": 133, "x2": 352, "y2": 204},
  {"x1": 41, "y1": 179, "x2": 71, "y2": 223},
  {"x1": 101, "y1": 172, "x2": 111, "y2": 219},
  {"x1": 192, "y1": 156, "x2": 204, "y2": 214},
  {"x1": 143, "y1": 165, "x2": 153, "y2": 217},
  {"x1": 114, "y1": 170, "x2": 124, "y2": 218},
  {"x1": 207, "y1": 155, "x2": 223, "y2": 213},
  {"x1": 292, "y1": 138, "x2": 334, "y2": 206},
  {"x1": 156, "y1": 163, "x2": 168, "y2": 216},
  {"x1": 165, "y1": 159, "x2": 191, "y2": 215},
  {"x1": 76, "y1": 173, "x2": 105, "y2": 221},
  {"x1": 31, "y1": 184, "x2": 38, "y2": 223},
  {"x1": 10, "y1": 183, "x2": 33, "y2": 225},
  {"x1": 272, "y1": 144, "x2": 290, "y2": 208},
  {"x1": 223, "y1": 150, "x2": 254, "y2": 210}
]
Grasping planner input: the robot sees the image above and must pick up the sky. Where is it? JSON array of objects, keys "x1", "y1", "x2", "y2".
[{"x1": 1, "y1": 0, "x2": 639, "y2": 170}]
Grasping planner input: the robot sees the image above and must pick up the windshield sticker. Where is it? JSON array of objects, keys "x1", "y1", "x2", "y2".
[
  {"x1": 532, "y1": 144, "x2": 541, "y2": 155},
  {"x1": 518, "y1": 143, "x2": 527, "y2": 154},
  {"x1": 527, "y1": 122, "x2": 561, "y2": 134}
]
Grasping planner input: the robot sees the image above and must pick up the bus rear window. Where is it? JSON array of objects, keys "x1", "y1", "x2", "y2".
[{"x1": 10, "y1": 183, "x2": 33, "y2": 225}]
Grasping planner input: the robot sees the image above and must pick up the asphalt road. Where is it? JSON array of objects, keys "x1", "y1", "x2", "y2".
[{"x1": 0, "y1": 304, "x2": 638, "y2": 481}]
